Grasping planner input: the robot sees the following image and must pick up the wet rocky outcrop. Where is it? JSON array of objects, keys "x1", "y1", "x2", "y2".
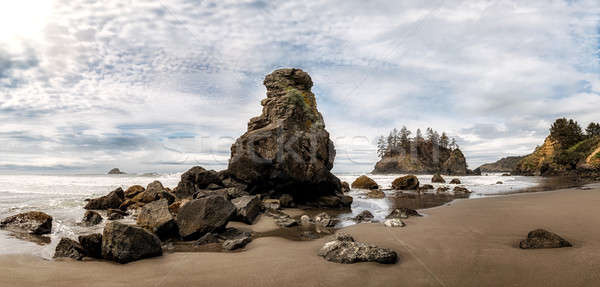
[
  {"x1": 81, "y1": 211, "x2": 103, "y2": 226},
  {"x1": 226, "y1": 68, "x2": 349, "y2": 207},
  {"x1": 84, "y1": 187, "x2": 124, "y2": 210},
  {"x1": 351, "y1": 175, "x2": 379, "y2": 190},
  {"x1": 54, "y1": 238, "x2": 86, "y2": 260},
  {"x1": 318, "y1": 233, "x2": 397, "y2": 264},
  {"x1": 102, "y1": 221, "x2": 162, "y2": 264},
  {"x1": 391, "y1": 175, "x2": 419, "y2": 190},
  {"x1": 176, "y1": 195, "x2": 235, "y2": 240},
  {"x1": 231, "y1": 195, "x2": 261, "y2": 224},
  {"x1": 136, "y1": 199, "x2": 178, "y2": 239},
  {"x1": 519, "y1": 229, "x2": 572, "y2": 249},
  {"x1": 0, "y1": 211, "x2": 52, "y2": 235},
  {"x1": 78, "y1": 233, "x2": 102, "y2": 259},
  {"x1": 173, "y1": 166, "x2": 223, "y2": 199}
]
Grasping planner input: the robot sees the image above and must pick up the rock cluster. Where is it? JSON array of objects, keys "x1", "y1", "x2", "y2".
[{"x1": 318, "y1": 233, "x2": 397, "y2": 264}]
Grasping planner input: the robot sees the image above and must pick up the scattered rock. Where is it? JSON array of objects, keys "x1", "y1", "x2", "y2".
[
  {"x1": 318, "y1": 233, "x2": 397, "y2": 264},
  {"x1": 437, "y1": 186, "x2": 450, "y2": 193},
  {"x1": 392, "y1": 175, "x2": 419, "y2": 190},
  {"x1": 519, "y1": 229, "x2": 572, "y2": 249},
  {"x1": 81, "y1": 210, "x2": 103, "y2": 226},
  {"x1": 367, "y1": 189, "x2": 385, "y2": 199},
  {"x1": 227, "y1": 68, "x2": 346, "y2": 206},
  {"x1": 102, "y1": 221, "x2": 163, "y2": 264},
  {"x1": 314, "y1": 212, "x2": 338, "y2": 227},
  {"x1": 386, "y1": 208, "x2": 421, "y2": 219},
  {"x1": 453, "y1": 186, "x2": 471, "y2": 195},
  {"x1": 384, "y1": 218, "x2": 406, "y2": 228},
  {"x1": 124, "y1": 185, "x2": 145, "y2": 199},
  {"x1": 222, "y1": 235, "x2": 252, "y2": 251},
  {"x1": 107, "y1": 209, "x2": 128, "y2": 221},
  {"x1": 231, "y1": 195, "x2": 261, "y2": 224},
  {"x1": 108, "y1": 168, "x2": 126, "y2": 175},
  {"x1": 354, "y1": 210, "x2": 374, "y2": 222},
  {"x1": 176, "y1": 195, "x2": 235, "y2": 240},
  {"x1": 54, "y1": 237, "x2": 86, "y2": 260},
  {"x1": 431, "y1": 173, "x2": 446, "y2": 183},
  {"x1": 449, "y1": 178, "x2": 461, "y2": 184},
  {"x1": 173, "y1": 166, "x2": 223, "y2": 199},
  {"x1": 262, "y1": 199, "x2": 281, "y2": 210},
  {"x1": 78, "y1": 233, "x2": 102, "y2": 259},
  {"x1": 136, "y1": 199, "x2": 178, "y2": 239},
  {"x1": 84, "y1": 188, "x2": 124, "y2": 210},
  {"x1": 0, "y1": 211, "x2": 53, "y2": 234},
  {"x1": 351, "y1": 175, "x2": 379, "y2": 190}
]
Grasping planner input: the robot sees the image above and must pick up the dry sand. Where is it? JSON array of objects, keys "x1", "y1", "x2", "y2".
[{"x1": 2, "y1": 185, "x2": 600, "y2": 287}]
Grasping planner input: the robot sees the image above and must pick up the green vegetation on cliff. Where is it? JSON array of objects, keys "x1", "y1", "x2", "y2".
[{"x1": 514, "y1": 118, "x2": 600, "y2": 176}]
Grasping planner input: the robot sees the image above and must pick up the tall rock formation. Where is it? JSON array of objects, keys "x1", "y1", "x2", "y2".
[
  {"x1": 373, "y1": 142, "x2": 469, "y2": 175},
  {"x1": 226, "y1": 68, "x2": 347, "y2": 205}
]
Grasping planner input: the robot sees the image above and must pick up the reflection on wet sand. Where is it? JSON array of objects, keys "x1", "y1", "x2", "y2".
[{"x1": 390, "y1": 191, "x2": 463, "y2": 210}]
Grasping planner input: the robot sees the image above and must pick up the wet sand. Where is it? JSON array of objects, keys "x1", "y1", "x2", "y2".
[{"x1": 2, "y1": 184, "x2": 600, "y2": 287}]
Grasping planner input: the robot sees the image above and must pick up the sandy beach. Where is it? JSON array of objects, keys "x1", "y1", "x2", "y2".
[{"x1": 1, "y1": 184, "x2": 600, "y2": 287}]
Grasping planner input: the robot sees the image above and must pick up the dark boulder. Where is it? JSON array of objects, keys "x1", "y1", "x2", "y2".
[
  {"x1": 124, "y1": 185, "x2": 145, "y2": 199},
  {"x1": 421, "y1": 184, "x2": 434, "y2": 190},
  {"x1": 137, "y1": 199, "x2": 177, "y2": 239},
  {"x1": 341, "y1": 181, "x2": 350, "y2": 193},
  {"x1": 432, "y1": 173, "x2": 446, "y2": 183},
  {"x1": 0, "y1": 211, "x2": 52, "y2": 234},
  {"x1": 102, "y1": 221, "x2": 162, "y2": 264},
  {"x1": 392, "y1": 175, "x2": 419, "y2": 190},
  {"x1": 227, "y1": 68, "x2": 346, "y2": 206},
  {"x1": 453, "y1": 186, "x2": 471, "y2": 195},
  {"x1": 354, "y1": 210, "x2": 374, "y2": 222},
  {"x1": 173, "y1": 166, "x2": 222, "y2": 199},
  {"x1": 279, "y1": 194, "x2": 294, "y2": 208},
  {"x1": 78, "y1": 233, "x2": 102, "y2": 259},
  {"x1": 176, "y1": 195, "x2": 235, "y2": 240},
  {"x1": 54, "y1": 237, "x2": 86, "y2": 260},
  {"x1": 449, "y1": 178, "x2": 461, "y2": 184},
  {"x1": 84, "y1": 188, "x2": 124, "y2": 210},
  {"x1": 351, "y1": 175, "x2": 379, "y2": 190},
  {"x1": 81, "y1": 210, "x2": 103, "y2": 226},
  {"x1": 318, "y1": 233, "x2": 397, "y2": 264},
  {"x1": 231, "y1": 195, "x2": 261, "y2": 224},
  {"x1": 108, "y1": 168, "x2": 126, "y2": 175},
  {"x1": 519, "y1": 229, "x2": 572, "y2": 249},
  {"x1": 107, "y1": 209, "x2": 128, "y2": 220},
  {"x1": 386, "y1": 208, "x2": 422, "y2": 219}
]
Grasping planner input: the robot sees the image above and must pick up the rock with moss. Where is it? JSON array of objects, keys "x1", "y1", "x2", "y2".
[
  {"x1": 227, "y1": 68, "x2": 348, "y2": 207},
  {"x1": 351, "y1": 175, "x2": 379, "y2": 190}
]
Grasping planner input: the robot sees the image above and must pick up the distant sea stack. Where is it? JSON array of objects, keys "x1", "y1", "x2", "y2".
[
  {"x1": 478, "y1": 156, "x2": 526, "y2": 173},
  {"x1": 226, "y1": 68, "x2": 349, "y2": 206},
  {"x1": 108, "y1": 168, "x2": 126, "y2": 175},
  {"x1": 514, "y1": 118, "x2": 600, "y2": 177},
  {"x1": 372, "y1": 127, "x2": 470, "y2": 175}
]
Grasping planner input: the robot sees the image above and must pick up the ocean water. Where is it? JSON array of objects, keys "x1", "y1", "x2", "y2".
[{"x1": 0, "y1": 172, "x2": 544, "y2": 257}]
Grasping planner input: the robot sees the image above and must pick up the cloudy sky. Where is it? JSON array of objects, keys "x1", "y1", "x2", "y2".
[{"x1": 0, "y1": 0, "x2": 599, "y2": 174}]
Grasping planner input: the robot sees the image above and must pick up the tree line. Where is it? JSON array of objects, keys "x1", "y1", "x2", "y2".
[
  {"x1": 550, "y1": 118, "x2": 600, "y2": 148},
  {"x1": 376, "y1": 126, "x2": 458, "y2": 158}
]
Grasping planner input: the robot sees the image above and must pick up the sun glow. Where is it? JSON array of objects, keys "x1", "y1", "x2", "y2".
[{"x1": 0, "y1": 0, "x2": 54, "y2": 49}]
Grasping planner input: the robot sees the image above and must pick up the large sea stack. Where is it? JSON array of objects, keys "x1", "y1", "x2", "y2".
[{"x1": 226, "y1": 68, "x2": 348, "y2": 206}]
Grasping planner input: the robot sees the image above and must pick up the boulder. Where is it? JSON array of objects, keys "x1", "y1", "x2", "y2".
[
  {"x1": 231, "y1": 195, "x2": 261, "y2": 224},
  {"x1": 173, "y1": 166, "x2": 222, "y2": 199},
  {"x1": 421, "y1": 184, "x2": 434, "y2": 190},
  {"x1": 136, "y1": 199, "x2": 177, "y2": 239},
  {"x1": 107, "y1": 209, "x2": 128, "y2": 220},
  {"x1": 84, "y1": 188, "x2": 124, "y2": 210},
  {"x1": 497, "y1": 181, "x2": 503, "y2": 184},
  {"x1": 101, "y1": 221, "x2": 162, "y2": 264},
  {"x1": 318, "y1": 233, "x2": 397, "y2": 264},
  {"x1": 176, "y1": 195, "x2": 235, "y2": 240},
  {"x1": 81, "y1": 211, "x2": 103, "y2": 226},
  {"x1": 0, "y1": 211, "x2": 52, "y2": 234},
  {"x1": 366, "y1": 190, "x2": 385, "y2": 199},
  {"x1": 54, "y1": 238, "x2": 86, "y2": 260},
  {"x1": 386, "y1": 208, "x2": 422, "y2": 219},
  {"x1": 392, "y1": 175, "x2": 419, "y2": 190},
  {"x1": 124, "y1": 185, "x2": 145, "y2": 199},
  {"x1": 449, "y1": 178, "x2": 461, "y2": 184},
  {"x1": 431, "y1": 173, "x2": 446, "y2": 183},
  {"x1": 108, "y1": 168, "x2": 125, "y2": 175},
  {"x1": 78, "y1": 233, "x2": 102, "y2": 259},
  {"x1": 453, "y1": 186, "x2": 471, "y2": 195},
  {"x1": 354, "y1": 210, "x2": 374, "y2": 222},
  {"x1": 314, "y1": 212, "x2": 338, "y2": 227},
  {"x1": 384, "y1": 218, "x2": 405, "y2": 228},
  {"x1": 227, "y1": 68, "x2": 346, "y2": 206},
  {"x1": 437, "y1": 186, "x2": 450, "y2": 193},
  {"x1": 519, "y1": 229, "x2": 572, "y2": 249},
  {"x1": 351, "y1": 175, "x2": 379, "y2": 190},
  {"x1": 341, "y1": 181, "x2": 351, "y2": 193}
]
